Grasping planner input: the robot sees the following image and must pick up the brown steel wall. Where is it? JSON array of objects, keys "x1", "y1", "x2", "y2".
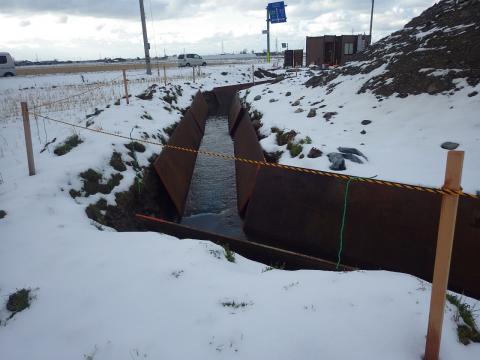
[
  {"x1": 228, "y1": 94, "x2": 243, "y2": 135},
  {"x1": 284, "y1": 50, "x2": 294, "y2": 67},
  {"x1": 233, "y1": 112, "x2": 265, "y2": 216},
  {"x1": 242, "y1": 166, "x2": 480, "y2": 298},
  {"x1": 153, "y1": 111, "x2": 203, "y2": 217},
  {"x1": 189, "y1": 91, "x2": 209, "y2": 134},
  {"x1": 306, "y1": 37, "x2": 323, "y2": 66},
  {"x1": 293, "y1": 50, "x2": 304, "y2": 67},
  {"x1": 214, "y1": 84, "x2": 253, "y2": 116}
]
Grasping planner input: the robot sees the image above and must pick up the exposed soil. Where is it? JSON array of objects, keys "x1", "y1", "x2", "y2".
[
  {"x1": 85, "y1": 163, "x2": 178, "y2": 231},
  {"x1": 306, "y1": 0, "x2": 480, "y2": 97}
]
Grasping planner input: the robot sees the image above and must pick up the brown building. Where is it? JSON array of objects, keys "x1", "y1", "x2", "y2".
[
  {"x1": 306, "y1": 34, "x2": 371, "y2": 66},
  {"x1": 283, "y1": 49, "x2": 303, "y2": 67}
]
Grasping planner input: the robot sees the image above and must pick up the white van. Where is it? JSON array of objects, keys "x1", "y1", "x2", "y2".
[
  {"x1": 0, "y1": 52, "x2": 16, "y2": 77},
  {"x1": 177, "y1": 54, "x2": 207, "y2": 67}
]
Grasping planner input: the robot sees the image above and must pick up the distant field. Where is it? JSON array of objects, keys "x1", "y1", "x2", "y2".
[
  {"x1": 15, "y1": 56, "x2": 275, "y2": 76},
  {"x1": 16, "y1": 62, "x2": 178, "y2": 76}
]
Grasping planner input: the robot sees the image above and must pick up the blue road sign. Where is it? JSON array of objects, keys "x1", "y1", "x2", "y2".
[{"x1": 267, "y1": 1, "x2": 287, "y2": 24}]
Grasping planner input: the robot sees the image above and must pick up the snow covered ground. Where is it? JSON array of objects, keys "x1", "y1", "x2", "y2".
[
  {"x1": 1, "y1": 63, "x2": 479, "y2": 359},
  {"x1": 241, "y1": 68, "x2": 480, "y2": 194}
]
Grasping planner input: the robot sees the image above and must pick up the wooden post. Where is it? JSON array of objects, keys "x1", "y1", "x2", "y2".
[
  {"x1": 192, "y1": 66, "x2": 196, "y2": 83},
  {"x1": 122, "y1": 69, "x2": 129, "y2": 105},
  {"x1": 425, "y1": 150, "x2": 464, "y2": 360},
  {"x1": 21, "y1": 102, "x2": 36, "y2": 176},
  {"x1": 252, "y1": 64, "x2": 255, "y2": 85},
  {"x1": 163, "y1": 65, "x2": 167, "y2": 86}
]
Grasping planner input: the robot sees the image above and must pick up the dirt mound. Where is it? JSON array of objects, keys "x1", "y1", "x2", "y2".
[{"x1": 307, "y1": 0, "x2": 480, "y2": 97}]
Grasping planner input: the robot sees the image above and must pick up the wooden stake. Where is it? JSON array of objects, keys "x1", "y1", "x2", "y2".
[
  {"x1": 163, "y1": 65, "x2": 167, "y2": 86},
  {"x1": 122, "y1": 69, "x2": 129, "y2": 105},
  {"x1": 425, "y1": 150, "x2": 464, "y2": 360},
  {"x1": 21, "y1": 102, "x2": 36, "y2": 176},
  {"x1": 252, "y1": 64, "x2": 255, "y2": 85},
  {"x1": 192, "y1": 66, "x2": 195, "y2": 83}
]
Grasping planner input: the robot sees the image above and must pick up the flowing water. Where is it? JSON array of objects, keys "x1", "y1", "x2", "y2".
[{"x1": 181, "y1": 116, "x2": 245, "y2": 238}]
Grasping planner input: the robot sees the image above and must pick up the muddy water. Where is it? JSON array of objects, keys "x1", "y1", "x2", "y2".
[{"x1": 181, "y1": 116, "x2": 245, "y2": 238}]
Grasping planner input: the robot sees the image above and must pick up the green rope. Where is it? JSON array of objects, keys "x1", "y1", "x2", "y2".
[{"x1": 337, "y1": 178, "x2": 353, "y2": 270}]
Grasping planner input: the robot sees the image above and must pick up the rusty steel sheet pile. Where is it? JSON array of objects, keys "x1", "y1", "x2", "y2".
[
  {"x1": 153, "y1": 111, "x2": 203, "y2": 217},
  {"x1": 228, "y1": 94, "x2": 243, "y2": 135},
  {"x1": 241, "y1": 166, "x2": 480, "y2": 298},
  {"x1": 232, "y1": 112, "x2": 265, "y2": 216},
  {"x1": 189, "y1": 91, "x2": 209, "y2": 134}
]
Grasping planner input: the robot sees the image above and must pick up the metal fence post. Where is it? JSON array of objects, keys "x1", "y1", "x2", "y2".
[
  {"x1": 425, "y1": 150, "x2": 464, "y2": 360},
  {"x1": 21, "y1": 102, "x2": 36, "y2": 176}
]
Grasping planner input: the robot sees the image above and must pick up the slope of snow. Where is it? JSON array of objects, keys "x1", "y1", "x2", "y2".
[
  {"x1": 1, "y1": 64, "x2": 479, "y2": 360},
  {"x1": 241, "y1": 70, "x2": 480, "y2": 194}
]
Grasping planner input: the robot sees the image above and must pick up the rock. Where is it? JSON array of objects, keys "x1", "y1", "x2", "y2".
[
  {"x1": 254, "y1": 68, "x2": 277, "y2": 78},
  {"x1": 269, "y1": 98, "x2": 278, "y2": 103},
  {"x1": 338, "y1": 147, "x2": 368, "y2": 160},
  {"x1": 86, "y1": 108, "x2": 103, "y2": 119},
  {"x1": 291, "y1": 100, "x2": 301, "y2": 106},
  {"x1": 360, "y1": 130, "x2": 367, "y2": 135},
  {"x1": 254, "y1": 95, "x2": 261, "y2": 101},
  {"x1": 285, "y1": 91, "x2": 292, "y2": 97},
  {"x1": 299, "y1": 154, "x2": 305, "y2": 159},
  {"x1": 0, "y1": 210, "x2": 6, "y2": 219},
  {"x1": 254, "y1": 70, "x2": 264, "y2": 78},
  {"x1": 307, "y1": 148, "x2": 323, "y2": 158},
  {"x1": 441, "y1": 141, "x2": 459, "y2": 150},
  {"x1": 468, "y1": 91, "x2": 478, "y2": 97},
  {"x1": 342, "y1": 153, "x2": 363, "y2": 164},
  {"x1": 294, "y1": 108, "x2": 304, "y2": 113},
  {"x1": 323, "y1": 112, "x2": 338, "y2": 121},
  {"x1": 327, "y1": 153, "x2": 346, "y2": 171},
  {"x1": 268, "y1": 90, "x2": 274, "y2": 93},
  {"x1": 307, "y1": 109, "x2": 317, "y2": 118},
  {"x1": 361, "y1": 120, "x2": 372, "y2": 125}
]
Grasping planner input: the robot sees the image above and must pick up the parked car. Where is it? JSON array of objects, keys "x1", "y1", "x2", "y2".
[
  {"x1": 0, "y1": 52, "x2": 16, "y2": 77},
  {"x1": 177, "y1": 54, "x2": 207, "y2": 67}
]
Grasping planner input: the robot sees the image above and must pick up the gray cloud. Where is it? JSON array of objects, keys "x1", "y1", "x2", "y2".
[
  {"x1": 0, "y1": 0, "x2": 436, "y2": 21},
  {"x1": 3, "y1": 0, "x2": 437, "y2": 60}
]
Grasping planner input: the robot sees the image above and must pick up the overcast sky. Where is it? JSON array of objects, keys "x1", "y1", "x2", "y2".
[{"x1": 0, "y1": 0, "x2": 436, "y2": 61}]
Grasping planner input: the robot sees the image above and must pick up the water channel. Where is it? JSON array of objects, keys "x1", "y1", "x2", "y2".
[{"x1": 181, "y1": 116, "x2": 245, "y2": 239}]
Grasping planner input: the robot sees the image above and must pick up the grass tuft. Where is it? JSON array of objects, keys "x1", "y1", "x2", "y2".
[
  {"x1": 221, "y1": 300, "x2": 251, "y2": 309},
  {"x1": 447, "y1": 293, "x2": 480, "y2": 345},
  {"x1": 6, "y1": 288, "x2": 31, "y2": 314},
  {"x1": 109, "y1": 152, "x2": 127, "y2": 172},
  {"x1": 223, "y1": 244, "x2": 236, "y2": 263},
  {"x1": 54, "y1": 134, "x2": 83, "y2": 156}
]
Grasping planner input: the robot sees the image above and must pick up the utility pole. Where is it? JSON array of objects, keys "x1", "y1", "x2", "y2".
[
  {"x1": 369, "y1": 0, "x2": 374, "y2": 38},
  {"x1": 266, "y1": 8, "x2": 271, "y2": 63},
  {"x1": 139, "y1": 0, "x2": 152, "y2": 75}
]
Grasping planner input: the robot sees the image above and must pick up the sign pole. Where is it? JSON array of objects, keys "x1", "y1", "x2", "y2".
[
  {"x1": 266, "y1": 8, "x2": 271, "y2": 63},
  {"x1": 424, "y1": 150, "x2": 464, "y2": 360}
]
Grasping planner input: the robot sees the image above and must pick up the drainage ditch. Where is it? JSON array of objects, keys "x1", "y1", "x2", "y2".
[{"x1": 181, "y1": 115, "x2": 245, "y2": 239}]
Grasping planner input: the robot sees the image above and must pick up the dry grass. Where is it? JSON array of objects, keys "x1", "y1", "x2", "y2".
[
  {"x1": 16, "y1": 62, "x2": 178, "y2": 76},
  {"x1": 0, "y1": 70, "x2": 207, "y2": 120}
]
